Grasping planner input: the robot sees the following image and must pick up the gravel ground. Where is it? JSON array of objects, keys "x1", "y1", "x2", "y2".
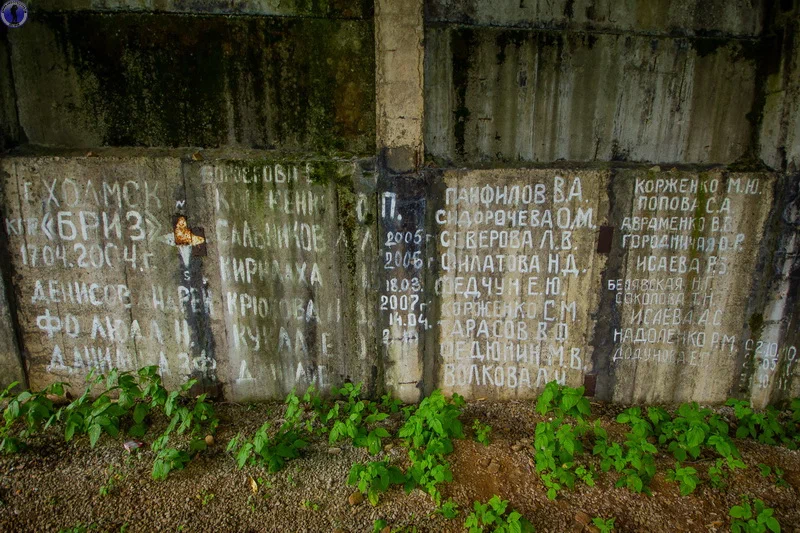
[{"x1": 1, "y1": 400, "x2": 800, "y2": 533}]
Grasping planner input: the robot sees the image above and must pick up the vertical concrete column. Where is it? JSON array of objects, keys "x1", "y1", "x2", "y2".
[
  {"x1": 375, "y1": 0, "x2": 424, "y2": 173},
  {"x1": 375, "y1": 0, "x2": 426, "y2": 402}
]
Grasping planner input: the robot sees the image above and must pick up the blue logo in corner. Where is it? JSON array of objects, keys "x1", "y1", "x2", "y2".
[{"x1": 1, "y1": 0, "x2": 27, "y2": 28}]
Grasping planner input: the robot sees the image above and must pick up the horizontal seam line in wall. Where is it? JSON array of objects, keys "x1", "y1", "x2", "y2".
[
  {"x1": 425, "y1": 161, "x2": 779, "y2": 173},
  {"x1": 425, "y1": 21, "x2": 763, "y2": 42}
]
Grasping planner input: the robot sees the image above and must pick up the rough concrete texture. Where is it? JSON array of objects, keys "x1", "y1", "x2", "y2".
[
  {"x1": 749, "y1": 176, "x2": 800, "y2": 407},
  {"x1": 1, "y1": 0, "x2": 799, "y2": 411},
  {"x1": 425, "y1": 27, "x2": 759, "y2": 166},
  {"x1": 7, "y1": 14, "x2": 375, "y2": 154},
  {"x1": 32, "y1": 0, "x2": 371, "y2": 17},
  {"x1": 376, "y1": 0, "x2": 425, "y2": 173},
  {"x1": 758, "y1": 10, "x2": 800, "y2": 172},
  {"x1": 0, "y1": 36, "x2": 21, "y2": 151},
  {"x1": 418, "y1": 169, "x2": 798, "y2": 407},
  {"x1": 0, "y1": 151, "x2": 378, "y2": 401},
  {"x1": 0, "y1": 273, "x2": 25, "y2": 391},
  {"x1": 598, "y1": 171, "x2": 777, "y2": 406},
  {"x1": 425, "y1": 0, "x2": 764, "y2": 37},
  {"x1": 376, "y1": 174, "x2": 434, "y2": 403},
  {"x1": 431, "y1": 169, "x2": 609, "y2": 399},
  {"x1": 1, "y1": 154, "x2": 797, "y2": 406}
]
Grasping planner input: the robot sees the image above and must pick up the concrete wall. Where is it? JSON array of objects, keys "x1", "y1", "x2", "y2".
[
  {"x1": 7, "y1": 13, "x2": 374, "y2": 153},
  {"x1": 0, "y1": 0, "x2": 798, "y2": 406},
  {"x1": 376, "y1": 168, "x2": 799, "y2": 406},
  {"x1": 0, "y1": 151, "x2": 378, "y2": 400},
  {"x1": 425, "y1": 28, "x2": 759, "y2": 166},
  {"x1": 0, "y1": 273, "x2": 25, "y2": 390},
  {"x1": 425, "y1": 0, "x2": 765, "y2": 36}
]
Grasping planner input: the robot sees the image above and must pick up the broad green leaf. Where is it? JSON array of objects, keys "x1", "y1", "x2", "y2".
[
  {"x1": 88, "y1": 424, "x2": 102, "y2": 448},
  {"x1": 133, "y1": 403, "x2": 149, "y2": 424},
  {"x1": 766, "y1": 516, "x2": 781, "y2": 532}
]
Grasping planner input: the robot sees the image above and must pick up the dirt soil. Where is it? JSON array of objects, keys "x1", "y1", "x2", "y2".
[{"x1": 2, "y1": 400, "x2": 800, "y2": 533}]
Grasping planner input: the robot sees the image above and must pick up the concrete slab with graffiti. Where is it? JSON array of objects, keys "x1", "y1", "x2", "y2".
[{"x1": 0, "y1": 151, "x2": 378, "y2": 400}]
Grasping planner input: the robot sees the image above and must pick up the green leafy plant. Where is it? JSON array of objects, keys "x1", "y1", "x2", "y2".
[
  {"x1": 592, "y1": 517, "x2": 615, "y2": 533},
  {"x1": 405, "y1": 442, "x2": 453, "y2": 505},
  {"x1": 373, "y1": 520, "x2": 388, "y2": 533},
  {"x1": 347, "y1": 460, "x2": 405, "y2": 506},
  {"x1": 464, "y1": 495, "x2": 534, "y2": 533},
  {"x1": 473, "y1": 420, "x2": 492, "y2": 446},
  {"x1": 227, "y1": 421, "x2": 307, "y2": 473},
  {"x1": 533, "y1": 383, "x2": 595, "y2": 499},
  {"x1": 324, "y1": 383, "x2": 391, "y2": 455},
  {"x1": 708, "y1": 455, "x2": 746, "y2": 488},
  {"x1": 227, "y1": 389, "x2": 308, "y2": 473},
  {"x1": 593, "y1": 425, "x2": 657, "y2": 495},
  {"x1": 536, "y1": 381, "x2": 590, "y2": 420},
  {"x1": 657, "y1": 403, "x2": 733, "y2": 462},
  {"x1": 151, "y1": 379, "x2": 218, "y2": 480},
  {"x1": 4, "y1": 366, "x2": 218, "y2": 481},
  {"x1": 534, "y1": 418, "x2": 595, "y2": 499},
  {"x1": 61, "y1": 370, "x2": 140, "y2": 448},
  {"x1": 0, "y1": 381, "x2": 64, "y2": 453},
  {"x1": 730, "y1": 495, "x2": 780, "y2": 533},
  {"x1": 666, "y1": 462, "x2": 700, "y2": 496},
  {"x1": 758, "y1": 464, "x2": 789, "y2": 488},
  {"x1": 151, "y1": 447, "x2": 191, "y2": 480},
  {"x1": 399, "y1": 390, "x2": 465, "y2": 450},
  {"x1": 398, "y1": 390, "x2": 465, "y2": 506},
  {"x1": 727, "y1": 400, "x2": 788, "y2": 446},
  {"x1": 381, "y1": 393, "x2": 403, "y2": 414},
  {"x1": 301, "y1": 499, "x2": 319, "y2": 511},
  {"x1": 196, "y1": 490, "x2": 215, "y2": 506},
  {"x1": 606, "y1": 402, "x2": 748, "y2": 495},
  {"x1": 438, "y1": 498, "x2": 460, "y2": 519}
]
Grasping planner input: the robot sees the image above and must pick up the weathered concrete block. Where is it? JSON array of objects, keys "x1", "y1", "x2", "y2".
[
  {"x1": 425, "y1": 0, "x2": 764, "y2": 37},
  {"x1": 0, "y1": 151, "x2": 378, "y2": 400},
  {"x1": 595, "y1": 171, "x2": 778, "y2": 405},
  {"x1": 0, "y1": 36, "x2": 21, "y2": 150},
  {"x1": 375, "y1": 168, "x2": 798, "y2": 407},
  {"x1": 425, "y1": 27, "x2": 758, "y2": 166},
  {"x1": 376, "y1": 174, "x2": 431, "y2": 402},
  {"x1": 8, "y1": 14, "x2": 375, "y2": 153},
  {"x1": 0, "y1": 273, "x2": 25, "y2": 391},
  {"x1": 376, "y1": 0, "x2": 425, "y2": 173},
  {"x1": 2, "y1": 155, "x2": 798, "y2": 407},
  {"x1": 191, "y1": 157, "x2": 379, "y2": 400},
  {"x1": 32, "y1": 0, "x2": 371, "y2": 18},
  {"x1": 430, "y1": 169, "x2": 608, "y2": 398}
]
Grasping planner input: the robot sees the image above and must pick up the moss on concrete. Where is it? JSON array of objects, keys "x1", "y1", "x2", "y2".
[
  {"x1": 11, "y1": 13, "x2": 375, "y2": 154},
  {"x1": 308, "y1": 160, "x2": 349, "y2": 186}
]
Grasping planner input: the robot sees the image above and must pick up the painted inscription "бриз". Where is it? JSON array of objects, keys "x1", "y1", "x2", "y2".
[
  {"x1": 1, "y1": 155, "x2": 378, "y2": 401},
  {"x1": 2, "y1": 156, "x2": 797, "y2": 407}
]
